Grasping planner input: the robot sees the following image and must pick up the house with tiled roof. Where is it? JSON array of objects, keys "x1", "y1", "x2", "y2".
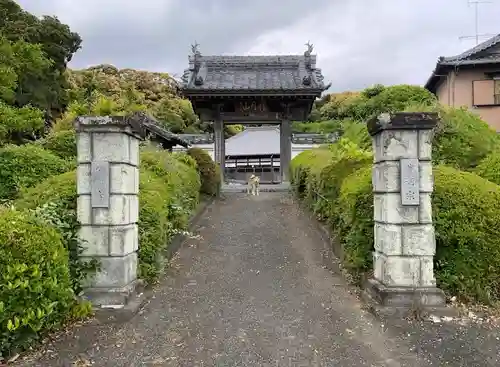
[{"x1": 425, "y1": 33, "x2": 500, "y2": 131}]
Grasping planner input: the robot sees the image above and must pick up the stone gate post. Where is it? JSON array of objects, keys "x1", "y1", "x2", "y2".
[
  {"x1": 364, "y1": 112, "x2": 446, "y2": 315},
  {"x1": 75, "y1": 116, "x2": 143, "y2": 311}
]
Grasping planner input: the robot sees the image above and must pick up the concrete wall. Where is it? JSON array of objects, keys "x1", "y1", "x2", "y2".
[{"x1": 435, "y1": 69, "x2": 500, "y2": 131}]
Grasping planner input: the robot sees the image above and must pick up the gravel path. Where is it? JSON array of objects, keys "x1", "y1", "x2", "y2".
[{"x1": 19, "y1": 192, "x2": 500, "y2": 366}]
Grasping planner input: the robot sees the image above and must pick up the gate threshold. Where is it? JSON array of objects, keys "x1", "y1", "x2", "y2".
[{"x1": 221, "y1": 182, "x2": 291, "y2": 193}]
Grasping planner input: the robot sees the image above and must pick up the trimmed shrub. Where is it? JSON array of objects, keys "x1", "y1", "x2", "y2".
[
  {"x1": 37, "y1": 130, "x2": 77, "y2": 159},
  {"x1": 290, "y1": 141, "x2": 373, "y2": 272},
  {"x1": 187, "y1": 147, "x2": 220, "y2": 196},
  {"x1": 293, "y1": 132, "x2": 500, "y2": 304},
  {"x1": 17, "y1": 148, "x2": 201, "y2": 285},
  {"x1": 316, "y1": 140, "x2": 372, "y2": 221},
  {"x1": 336, "y1": 166, "x2": 373, "y2": 273},
  {"x1": 474, "y1": 150, "x2": 500, "y2": 185},
  {"x1": 15, "y1": 171, "x2": 98, "y2": 294},
  {"x1": 433, "y1": 106, "x2": 500, "y2": 170},
  {"x1": 335, "y1": 165, "x2": 500, "y2": 303},
  {"x1": 0, "y1": 144, "x2": 71, "y2": 200},
  {"x1": 290, "y1": 148, "x2": 333, "y2": 198},
  {"x1": 172, "y1": 151, "x2": 197, "y2": 169},
  {"x1": 291, "y1": 139, "x2": 372, "y2": 221},
  {"x1": 0, "y1": 207, "x2": 77, "y2": 356},
  {"x1": 340, "y1": 119, "x2": 371, "y2": 150},
  {"x1": 16, "y1": 171, "x2": 77, "y2": 211},
  {"x1": 141, "y1": 148, "x2": 200, "y2": 226},
  {"x1": 137, "y1": 169, "x2": 171, "y2": 281},
  {"x1": 433, "y1": 166, "x2": 500, "y2": 303}
]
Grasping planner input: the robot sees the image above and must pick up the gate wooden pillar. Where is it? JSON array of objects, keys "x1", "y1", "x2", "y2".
[
  {"x1": 280, "y1": 119, "x2": 292, "y2": 183},
  {"x1": 214, "y1": 118, "x2": 225, "y2": 183}
]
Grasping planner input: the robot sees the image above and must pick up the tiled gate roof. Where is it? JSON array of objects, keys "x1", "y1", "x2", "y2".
[{"x1": 181, "y1": 53, "x2": 328, "y2": 94}]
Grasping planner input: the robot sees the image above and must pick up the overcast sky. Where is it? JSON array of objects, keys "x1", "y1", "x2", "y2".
[{"x1": 17, "y1": 0, "x2": 500, "y2": 92}]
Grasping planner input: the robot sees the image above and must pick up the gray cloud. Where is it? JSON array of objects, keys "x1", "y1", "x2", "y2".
[{"x1": 17, "y1": 0, "x2": 500, "y2": 92}]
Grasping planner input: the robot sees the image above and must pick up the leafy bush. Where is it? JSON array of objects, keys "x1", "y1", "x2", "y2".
[
  {"x1": 15, "y1": 171, "x2": 98, "y2": 294},
  {"x1": 474, "y1": 151, "x2": 500, "y2": 185},
  {"x1": 433, "y1": 106, "x2": 500, "y2": 169},
  {"x1": 291, "y1": 139, "x2": 372, "y2": 221},
  {"x1": 139, "y1": 150, "x2": 200, "y2": 281},
  {"x1": 290, "y1": 140, "x2": 373, "y2": 272},
  {"x1": 141, "y1": 149, "x2": 200, "y2": 220},
  {"x1": 187, "y1": 147, "x2": 220, "y2": 196},
  {"x1": 0, "y1": 102, "x2": 45, "y2": 146},
  {"x1": 318, "y1": 85, "x2": 437, "y2": 121},
  {"x1": 433, "y1": 166, "x2": 500, "y2": 303},
  {"x1": 292, "y1": 120, "x2": 342, "y2": 134},
  {"x1": 293, "y1": 141, "x2": 500, "y2": 303},
  {"x1": 37, "y1": 130, "x2": 77, "y2": 159},
  {"x1": 335, "y1": 166, "x2": 373, "y2": 272},
  {"x1": 290, "y1": 148, "x2": 333, "y2": 197},
  {"x1": 0, "y1": 144, "x2": 72, "y2": 200},
  {"x1": 172, "y1": 151, "x2": 197, "y2": 169},
  {"x1": 357, "y1": 85, "x2": 437, "y2": 120},
  {"x1": 137, "y1": 169, "x2": 171, "y2": 281},
  {"x1": 16, "y1": 148, "x2": 201, "y2": 285},
  {"x1": 0, "y1": 207, "x2": 79, "y2": 356}
]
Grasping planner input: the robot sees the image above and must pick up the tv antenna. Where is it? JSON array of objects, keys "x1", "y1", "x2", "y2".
[{"x1": 459, "y1": 0, "x2": 495, "y2": 45}]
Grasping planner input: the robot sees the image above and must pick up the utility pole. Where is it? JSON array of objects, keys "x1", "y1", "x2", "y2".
[{"x1": 459, "y1": 0, "x2": 495, "y2": 45}]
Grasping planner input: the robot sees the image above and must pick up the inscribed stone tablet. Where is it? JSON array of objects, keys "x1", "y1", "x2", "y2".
[
  {"x1": 400, "y1": 158, "x2": 419, "y2": 206},
  {"x1": 91, "y1": 161, "x2": 110, "y2": 208}
]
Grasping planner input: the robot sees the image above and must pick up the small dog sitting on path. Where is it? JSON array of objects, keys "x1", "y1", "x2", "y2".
[{"x1": 247, "y1": 174, "x2": 260, "y2": 196}]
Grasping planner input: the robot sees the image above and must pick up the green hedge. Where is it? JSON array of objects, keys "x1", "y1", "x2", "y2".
[
  {"x1": 15, "y1": 171, "x2": 97, "y2": 294},
  {"x1": 37, "y1": 130, "x2": 77, "y2": 159},
  {"x1": 0, "y1": 144, "x2": 72, "y2": 200},
  {"x1": 474, "y1": 150, "x2": 500, "y2": 185},
  {"x1": 292, "y1": 140, "x2": 500, "y2": 304},
  {"x1": 0, "y1": 207, "x2": 84, "y2": 357},
  {"x1": 326, "y1": 105, "x2": 500, "y2": 171},
  {"x1": 137, "y1": 169, "x2": 171, "y2": 281},
  {"x1": 433, "y1": 166, "x2": 500, "y2": 303},
  {"x1": 432, "y1": 107, "x2": 500, "y2": 169},
  {"x1": 138, "y1": 149, "x2": 200, "y2": 280},
  {"x1": 187, "y1": 147, "x2": 220, "y2": 196},
  {"x1": 17, "y1": 148, "x2": 201, "y2": 284}
]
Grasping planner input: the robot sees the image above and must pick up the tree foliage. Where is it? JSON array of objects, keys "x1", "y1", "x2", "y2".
[
  {"x1": 0, "y1": 0, "x2": 82, "y2": 113},
  {"x1": 0, "y1": 36, "x2": 50, "y2": 144},
  {"x1": 55, "y1": 64, "x2": 207, "y2": 134}
]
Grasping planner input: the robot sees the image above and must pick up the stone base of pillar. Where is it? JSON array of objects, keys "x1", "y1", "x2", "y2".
[
  {"x1": 82, "y1": 279, "x2": 147, "y2": 323},
  {"x1": 362, "y1": 278, "x2": 455, "y2": 318}
]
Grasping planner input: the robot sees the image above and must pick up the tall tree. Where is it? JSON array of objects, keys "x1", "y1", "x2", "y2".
[{"x1": 0, "y1": 0, "x2": 82, "y2": 114}]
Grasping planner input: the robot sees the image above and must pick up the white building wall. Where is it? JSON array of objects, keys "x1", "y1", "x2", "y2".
[{"x1": 172, "y1": 143, "x2": 319, "y2": 163}]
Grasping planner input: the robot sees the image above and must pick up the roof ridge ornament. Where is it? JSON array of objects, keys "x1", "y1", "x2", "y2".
[
  {"x1": 191, "y1": 41, "x2": 201, "y2": 56},
  {"x1": 304, "y1": 41, "x2": 313, "y2": 69},
  {"x1": 191, "y1": 41, "x2": 202, "y2": 69},
  {"x1": 304, "y1": 41, "x2": 313, "y2": 56}
]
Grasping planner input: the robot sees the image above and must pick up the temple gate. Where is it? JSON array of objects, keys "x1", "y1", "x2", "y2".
[{"x1": 180, "y1": 42, "x2": 329, "y2": 184}]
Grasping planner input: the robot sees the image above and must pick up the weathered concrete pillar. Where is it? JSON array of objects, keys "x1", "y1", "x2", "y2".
[
  {"x1": 364, "y1": 112, "x2": 446, "y2": 315},
  {"x1": 75, "y1": 116, "x2": 142, "y2": 310},
  {"x1": 280, "y1": 119, "x2": 292, "y2": 182},
  {"x1": 214, "y1": 118, "x2": 225, "y2": 183}
]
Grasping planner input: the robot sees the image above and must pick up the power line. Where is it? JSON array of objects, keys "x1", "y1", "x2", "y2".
[{"x1": 459, "y1": 0, "x2": 495, "y2": 45}]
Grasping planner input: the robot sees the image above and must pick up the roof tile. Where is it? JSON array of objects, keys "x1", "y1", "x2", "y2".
[{"x1": 181, "y1": 54, "x2": 327, "y2": 93}]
